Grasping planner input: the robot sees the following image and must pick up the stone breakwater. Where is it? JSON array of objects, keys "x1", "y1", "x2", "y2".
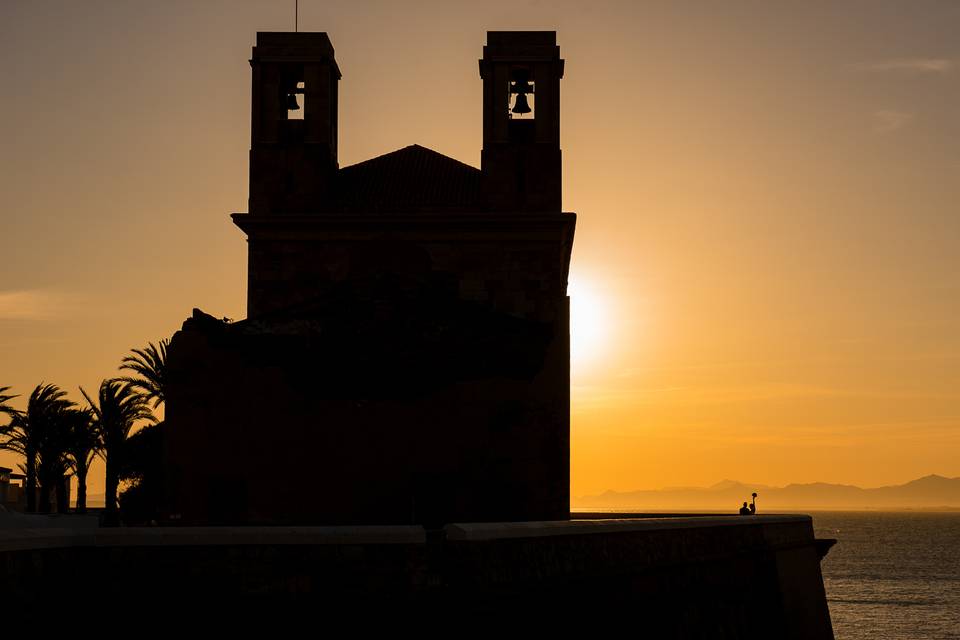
[{"x1": 0, "y1": 514, "x2": 834, "y2": 636}]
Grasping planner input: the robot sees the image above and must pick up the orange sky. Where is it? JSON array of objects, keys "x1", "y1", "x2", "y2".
[{"x1": 1, "y1": 1, "x2": 958, "y2": 498}]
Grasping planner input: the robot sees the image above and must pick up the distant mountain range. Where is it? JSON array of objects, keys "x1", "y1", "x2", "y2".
[{"x1": 574, "y1": 475, "x2": 960, "y2": 511}]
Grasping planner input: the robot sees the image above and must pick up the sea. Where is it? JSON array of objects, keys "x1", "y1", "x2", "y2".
[{"x1": 811, "y1": 511, "x2": 960, "y2": 640}]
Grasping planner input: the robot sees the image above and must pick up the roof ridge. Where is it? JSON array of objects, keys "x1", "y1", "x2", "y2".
[{"x1": 340, "y1": 144, "x2": 479, "y2": 173}]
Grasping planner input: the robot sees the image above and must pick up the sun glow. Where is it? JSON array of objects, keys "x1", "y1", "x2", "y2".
[{"x1": 568, "y1": 274, "x2": 612, "y2": 372}]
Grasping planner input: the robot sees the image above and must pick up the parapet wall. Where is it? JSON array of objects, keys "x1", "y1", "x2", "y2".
[{"x1": 0, "y1": 515, "x2": 834, "y2": 636}]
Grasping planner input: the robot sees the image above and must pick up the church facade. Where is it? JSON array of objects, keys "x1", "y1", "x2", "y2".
[{"x1": 164, "y1": 32, "x2": 575, "y2": 525}]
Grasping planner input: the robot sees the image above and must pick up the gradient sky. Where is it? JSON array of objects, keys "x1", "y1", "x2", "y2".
[{"x1": 1, "y1": 1, "x2": 958, "y2": 498}]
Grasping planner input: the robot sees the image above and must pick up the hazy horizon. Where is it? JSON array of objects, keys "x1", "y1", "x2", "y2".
[
  {"x1": 2, "y1": 1, "x2": 958, "y2": 497},
  {"x1": 585, "y1": 472, "x2": 960, "y2": 491},
  {"x1": 14, "y1": 472, "x2": 958, "y2": 514},
  {"x1": 574, "y1": 473, "x2": 960, "y2": 511}
]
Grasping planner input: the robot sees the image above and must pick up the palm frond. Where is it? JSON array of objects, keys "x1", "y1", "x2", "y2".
[
  {"x1": 83, "y1": 379, "x2": 155, "y2": 447},
  {"x1": 118, "y1": 339, "x2": 168, "y2": 409},
  {"x1": 62, "y1": 407, "x2": 100, "y2": 474},
  {"x1": 0, "y1": 386, "x2": 19, "y2": 417}
]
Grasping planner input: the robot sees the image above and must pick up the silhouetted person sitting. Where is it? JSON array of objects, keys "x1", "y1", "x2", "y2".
[
  {"x1": 739, "y1": 502, "x2": 751, "y2": 515},
  {"x1": 750, "y1": 492, "x2": 758, "y2": 514}
]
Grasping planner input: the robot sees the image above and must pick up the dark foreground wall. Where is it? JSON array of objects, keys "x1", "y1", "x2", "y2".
[{"x1": 0, "y1": 515, "x2": 833, "y2": 637}]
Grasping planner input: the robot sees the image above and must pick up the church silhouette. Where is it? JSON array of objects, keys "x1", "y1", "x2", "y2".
[{"x1": 164, "y1": 31, "x2": 575, "y2": 525}]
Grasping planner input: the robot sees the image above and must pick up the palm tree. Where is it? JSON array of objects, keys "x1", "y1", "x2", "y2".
[
  {"x1": 119, "y1": 339, "x2": 168, "y2": 410},
  {"x1": 117, "y1": 340, "x2": 169, "y2": 522},
  {"x1": 63, "y1": 408, "x2": 99, "y2": 513},
  {"x1": 34, "y1": 401, "x2": 77, "y2": 514},
  {"x1": 0, "y1": 384, "x2": 73, "y2": 512},
  {"x1": 81, "y1": 380, "x2": 153, "y2": 524}
]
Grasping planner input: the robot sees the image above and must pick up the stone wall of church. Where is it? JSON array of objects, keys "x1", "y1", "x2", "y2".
[
  {"x1": 241, "y1": 213, "x2": 574, "y2": 322},
  {"x1": 164, "y1": 213, "x2": 574, "y2": 525}
]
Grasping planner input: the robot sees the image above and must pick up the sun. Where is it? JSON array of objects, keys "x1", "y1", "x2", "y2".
[{"x1": 567, "y1": 273, "x2": 612, "y2": 371}]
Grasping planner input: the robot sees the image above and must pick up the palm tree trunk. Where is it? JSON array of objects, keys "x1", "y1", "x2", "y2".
[
  {"x1": 38, "y1": 479, "x2": 51, "y2": 514},
  {"x1": 104, "y1": 453, "x2": 119, "y2": 526},
  {"x1": 76, "y1": 465, "x2": 88, "y2": 513},
  {"x1": 25, "y1": 447, "x2": 36, "y2": 513},
  {"x1": 56, "y1": 474, "x2": 69, "y2": 513}
]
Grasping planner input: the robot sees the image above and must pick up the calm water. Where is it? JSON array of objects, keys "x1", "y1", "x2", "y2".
[{"x1": 812, "y1": 512, "x2": 960, "y2": 640}]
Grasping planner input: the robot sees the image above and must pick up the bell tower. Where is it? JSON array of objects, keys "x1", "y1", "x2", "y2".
[
  {"x1": 480, "y1": 31, "x2": 564, "y2": 212},
  {"x1": 248, "y1": 32, "x2": 341, "y2": 214}
]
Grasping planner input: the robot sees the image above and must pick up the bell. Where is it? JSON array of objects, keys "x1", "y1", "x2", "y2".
[
  {"x1": 511, "y1": 92, "x2": 532, "y2": 115},
  {"x1": 285, "y1": 93, "x2": 300, "y2": 111}
]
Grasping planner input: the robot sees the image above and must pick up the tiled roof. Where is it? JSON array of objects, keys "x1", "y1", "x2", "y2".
[{"x1": 334, "y1": 145, "x2": 481, "y2": 213}]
